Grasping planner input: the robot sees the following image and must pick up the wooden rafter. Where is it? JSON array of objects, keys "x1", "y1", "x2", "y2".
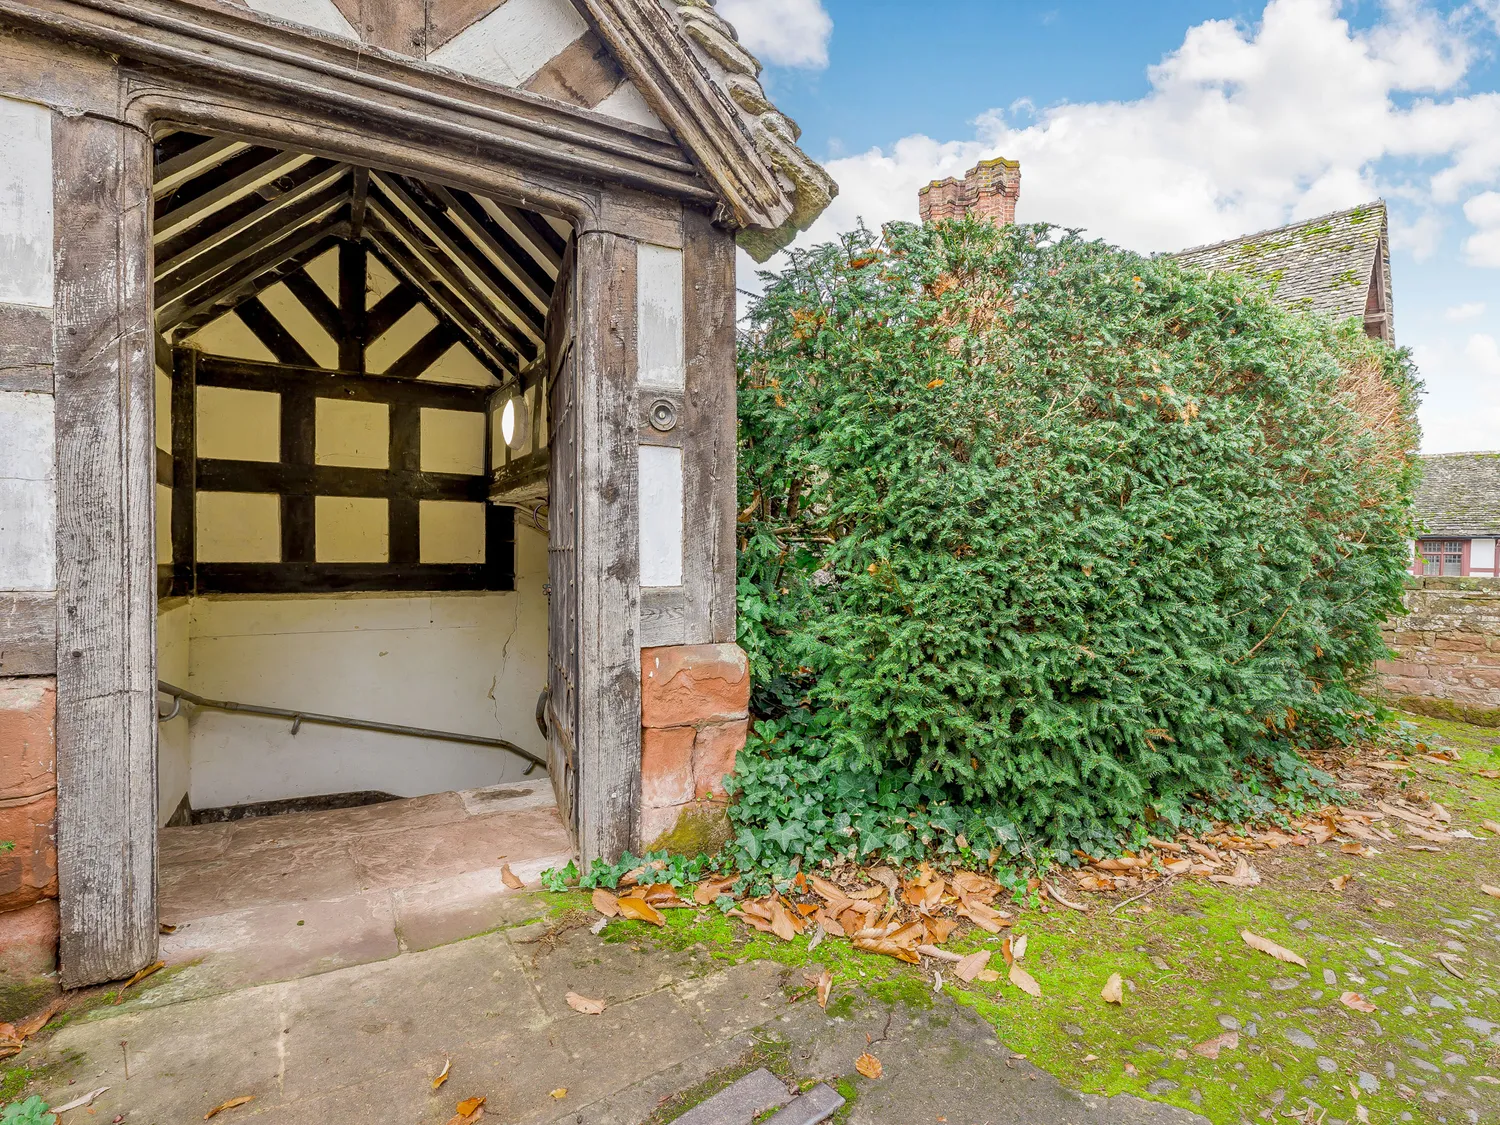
[
  {"x1": 166, "y1": 219, "x2": 349, "y2": 332},
  {"x1": 236, "y1": 295, "x2": 316, "y2": 367},
  {"x1": 156, "y1": 149, "x2": 315, "y2": 240}
]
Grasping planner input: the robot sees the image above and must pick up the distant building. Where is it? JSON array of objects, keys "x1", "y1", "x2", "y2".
[
  {"x1": 1169, "y1": 203, "x2": 1394, "y2": 343},
  {"x1": 1411, "y1": 453, "x2": 1500, "y2": 578}
]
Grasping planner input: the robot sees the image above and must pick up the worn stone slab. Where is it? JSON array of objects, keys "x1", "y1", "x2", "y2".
[
  {"x1": 764, "y1": 1083, "x2": 845, "y2": 1125},
  {"x1": 669, "y1": 1067, "x2": 789, "y2": 1125}
]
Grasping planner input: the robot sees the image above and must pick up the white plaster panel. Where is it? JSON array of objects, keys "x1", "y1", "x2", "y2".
[
  {"x1": 422, "y1": 343, "x2": 495, "y2": 387},
  {"x1": 366, "y1": 304, "x2": 437, "y2": 374},
  {"x1": 306, "y1": 246, "x2": 340, "y2": 304},
  {"x1": 157, "y1": 602, "x2": 192, "y2": 825},
  {"x1": 178, "y1": 530, "x2": 550, "y2": 806},
  {"x1": 0, "y1": 98, "x2": 53, "y2": 309},
  {"x1": 1472, "y1": 538, "x2": 1496, "y2": 572},
  {"x1": 420, "y1": 408, "x2": 487, "y2": 474},
  {"x1": 638, "y1": 443, "x2": 683, "y2": 587},
  {"x1": 155, "y1": 366, "x2": 172, "y2": 453},
  {"x1": 156, "y1": 483, "x2": 173, "y2": 565},
  {"x1": 420, "y1": 499, "x2": 486, "y2": 563},
  {"x1": 316, "y1": 398, "x2": 389, "y2": 468},
  {"x1": 316, "y1": 495, "x2": 389, "y2": 562},
  {"x1": 189, "y1": 311, "x2": 278, "y2": 363},
  {"x1": 197, "y1": 385, "x2": 281, "y2": 462},
  {"x1": 196, "y1": 491, "x2": 281, "y2": 562},
  {"x1": 261, "y1": 281, "x2": 338, "y2": 368},
  {"x1": 0, "y1": 391, "x2": 55, "y2": 590},
  {"x1": 637, "y1": 243, "x2": 685, "y2": 390},
  {"x1": 429, "y1": 0, "x2": 589, "y2": 88},
  {"x1": 593, "y1": 81, "x2": 666, "y2": 130},
  {"x1": 244, "y1": 0, "x2": 358, "y2": 40}
]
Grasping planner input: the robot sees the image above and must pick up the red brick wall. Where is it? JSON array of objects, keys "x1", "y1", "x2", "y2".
[
  {"x1": 1378, "y1": 578, "x2": 1500, "y2": 725},
  {"x1": 638, "y1": 644, "x2": 750, "y2": 848},
  {"x1": 0, "y1": 678, "x2": 59, "y2": 1015}
]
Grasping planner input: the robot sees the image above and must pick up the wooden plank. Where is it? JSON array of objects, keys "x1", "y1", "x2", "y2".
[
  {"x1": 282, "y1": 268, "x2": 342, "y2": 341},
  {"x1": 348, "y1": 166, "x2": 370, "y2": 239},
  {"x1": 489, "y1": 448, "x2": 549, "y2": 503},
  {"x1": 430, "y1": 184, "x2": 552, "y2": 312},
  {"x1": 382, "y1": 321, "x2": 459, "y2": 380},
  {"x1": 680, "y1": 208, "x2": 737, "y2": 643},
  {"x1": 364, "y1": 197, "x2": 534, "y2": 366},
  {"x1": 0, "y1": 590, "x2": 56, "y2": 676},
  {"x1": 195, "y1": 458, "x2": 485, "y2": 501},
  {"x1": 574, "y1": 229, "x2": 640, "y2": 864},
  {"x1": 170, "y1": 347, "x2": 196, "y2": 597},
  {"x1": 365, "y1": 283, "x2": 420, "y2": 340},
  {"x1": 0, "y1": 302, "x2": 53, "y2": 388},
  {"x1": 337, "y1": 237, "x2": 365, "y2": 371},
  {"x1": 52, "y1": 114, "x2": 158, "y2": 987},
  {"x1": 195, "y1": 561, "x2": 504, "y2": 593},
  {"x1": 154, "y1": 148, "x2": 313, "y2": 240},
  {"x1": 153, "y1": 161, "x2": 347, "y2": 278},
  {"x1": 388, "y1": 402, "x2": 420, "y2": 565},
  {"x1": 154, "y1": 182, "x2": 348, "y2": 310},
  {"x1": 152, "y1": 134, "x2": 248, "y2": 198},
  {"x1": 171, "y1": 230, "x2": 346, "y2": 337},
  {"x1": 236, "y1": 296, "x2": 318, "y2": 368},
  {"x1": 195, "y1": 354, "x2": 489, "y2": 409},
  {"x1": 475, "y1": 195, "x2": 565, "y2": 275},
  {"x1": 280, "y1": 382, "x2": 316, "y2": 563},
  {"x1": 160, "y1": 215, "x2": 348, "y2": 330}
]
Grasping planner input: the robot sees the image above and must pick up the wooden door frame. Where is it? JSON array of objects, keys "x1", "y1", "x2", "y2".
[{"x1": 7, "y1": 14, "x2": 688, "y2": 985}]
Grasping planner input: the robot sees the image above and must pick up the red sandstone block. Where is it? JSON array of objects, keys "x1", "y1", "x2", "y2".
[
  {"x1": 693, "y1": 719, "x2": 748, "y2": 800},
  {"x1": 1377, "y1": 661, "x2": 1428, "y2": 679},
  {"x1": 641, "y1": 644, "x2": 750, "y2": 728},
  {"x1": 0, "y1": 899, "x2": 57, "y2": 976},
  {"x1": 1434, "y1": 634, "x2": 1487, "y2": 653},
  {"x1": 0, "y1": 679, "x2": 55, "y2": 802},
  {"x1": 639, "y1": 801, "x2": 688, "y2": 848},
  {"x1": 641, "y1": 725, "x2": 696, "y2": 808},
  {"x1": 0, "y1": 790, "x2": 56, "y2": 912}
]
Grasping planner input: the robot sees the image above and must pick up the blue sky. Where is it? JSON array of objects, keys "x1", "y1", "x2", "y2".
[{"x1": 719, "y1": 0, "x2": 1500, "y2": 453}]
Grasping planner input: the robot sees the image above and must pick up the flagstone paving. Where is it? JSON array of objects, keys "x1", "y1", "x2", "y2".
[{"x1": 6, "y1": 712, "x2": 1500, "y2": 1124}]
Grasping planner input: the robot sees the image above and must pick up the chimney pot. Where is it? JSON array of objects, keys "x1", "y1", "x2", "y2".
[{"x1": 918, "y1": 157, "x2": 1020, "y2": 226}]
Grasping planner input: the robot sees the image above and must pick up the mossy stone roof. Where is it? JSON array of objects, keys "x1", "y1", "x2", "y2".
[
  {"x1": 1169, "y1": 202, "x2": 1388, "y2": 324},
  {"x1": 1415, "y1": 452, "x2": 1500, "y2": 538}
]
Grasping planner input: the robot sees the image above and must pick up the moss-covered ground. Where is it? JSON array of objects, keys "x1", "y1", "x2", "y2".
[{"x1": 568, "y1": 713, "x2": 1500, "y2": 1124}]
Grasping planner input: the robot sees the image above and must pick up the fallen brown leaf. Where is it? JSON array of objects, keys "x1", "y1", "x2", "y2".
[
  {"x1": 565, "y1": 992, "x2": 606, "y2": 1015},
  {"x1": 50, "y1": 1087, "x2": 109, "y2": 1114},
  {"x1": 1340, "y1": 842, "x2": 1374, "y2": 857},
  {"x1": 853, "y1": 936, "x2": 920, "y2": 964},
  {"x1": 1008, "y1": 962, "x2": 1041, "y2": 997},
  {"x1": 1101, "y1": 973, "x2": 1123, "y2": 1005},
  {"x1": 615, "y1": 895, "x2": 665, "y2": 926},
  {"x1": 693, "y1": 876, "x2": 737, "y2": 905},
  {"x1": 204, "y1": 1095, "x2": 255, "y2": 1119},
  {"x1": 954, "y1": 950, "x2": 992, "y2": 983},
  {"x1": 159, "y1": 922, "x2": 177, "y2": 934},
  {"x1": 1483, "y1": 820, "x2": 1500, "y2": 836},
  {"x1": 1482, "y1": 885, "x2": 1500, "y2": 899},
  {"x1": 975, "y1": 969, "x2": 1000, "y2": 982},
  {"x1": 433, "y1": 1058, "x2": 451, "y2": 1090},
  {"x1": 456, "y1": 1097, "x2": 486, "y2": 1116},
  {"x1": 115, "y1": 960, "x2": 165, "y2": 1004},
  {"x1": 1240, "y1": 930, "x2": 1307, "y2": 967},
  {"x1": 1191, "y1": 1031, "x2": 1239, "y2": 1059},
  {"x1": 14, "y1": 996, "x2": 65, "y2": 1039},
  {"x1": 816, "y1": 967, "x2": 833, "y2": 1009},
  {"x1": 1375, "y1": 898, "x2": 1396, "y2": 908},
  {"x1": 1328, "y1": 874, "x2": 1351, "y2": 892},
  {"x1": 500, "y1": 864, "x2": 524, "y2": 890},
  {"x1": 1046, "y1": 882, "x2": 1087, "y2": 912},
  {"x1": 591, "y1": 888, "x2": 619, "y2": 917},
  {"x1": 549, "y1": 1088, "x2": 567, "y2": 1100},
  {"x1": 1208, "y1": 856, "x2": 1261, "y2": 888},
  {"x1": 1340, "y1": 991, "x2": 1377, "y2": 1013},
  {"x1": 855, "y1": 1052, "x2": 883, "y2": 1079}
]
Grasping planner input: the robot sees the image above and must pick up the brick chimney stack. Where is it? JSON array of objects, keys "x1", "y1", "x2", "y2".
[{"x1": 918, "y1": 157, "x2": 1021, "y2": 225}]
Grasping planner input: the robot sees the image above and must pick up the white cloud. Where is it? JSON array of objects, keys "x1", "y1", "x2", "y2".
[
  {"x1": 716, "y1": 0, "x2": 832, "y2": 70},
  {"x1": 1444, "y1": 300, "x2": 1487, "y2": 320},
  {"x1": 1463, "y1": 191, "x2": 1500, "y2": 266},
  {"x1": 1467, "y1": 331, "x2": 1500, "y2": 374},
  {"x1": 1411, "y1": 334, "x2": 1500, "y2": 452},
  {"x1": 794, "y1": 0, "x2": 1498, "y2": 259}
]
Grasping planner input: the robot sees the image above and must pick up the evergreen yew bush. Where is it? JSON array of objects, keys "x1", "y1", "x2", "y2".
[{"x1": 730, "y1": 219, "x2": 1421, "y2": 874}]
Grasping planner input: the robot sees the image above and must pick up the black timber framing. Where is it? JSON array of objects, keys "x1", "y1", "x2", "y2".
[
  {"x1": 180, "y1": 354, "x2": 512, "y2": 593},
  {"x1": 170, "y1": 347, "x2": 197, "y2": 597}
]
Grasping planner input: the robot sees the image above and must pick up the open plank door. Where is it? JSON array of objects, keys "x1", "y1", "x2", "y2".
[{"x1": 545, "y1": 240, "x2": 580, "y2": 842}]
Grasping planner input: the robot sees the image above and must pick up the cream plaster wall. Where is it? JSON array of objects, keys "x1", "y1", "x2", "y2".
[
  {"x1": 157, "y1": 602, "x2": 192, "y2": 826},
  {"x1": 182, "y1": 523, "x2": 548, "y2": 808}
]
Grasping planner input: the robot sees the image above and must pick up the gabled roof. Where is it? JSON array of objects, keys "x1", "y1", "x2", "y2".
[
  {"x1": 1414, "y1": 453, "x2": 1500, "y2": 539},
  {"x1": 194, "y1": 0, "x2": 835, "y2": 259},
  {"x1": 1169, "y1": 202, "x2": 1391, "y2": 336}
]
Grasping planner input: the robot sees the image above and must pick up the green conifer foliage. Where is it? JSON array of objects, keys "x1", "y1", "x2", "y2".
[{"x1": 730, "y1": 219, "x2": 1421, "y2": 873}]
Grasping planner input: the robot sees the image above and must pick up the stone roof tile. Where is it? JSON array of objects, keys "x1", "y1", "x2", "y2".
[
  {"x1": 1169, "y1": 202, "x2": 1387, "y2": 323},
  {"x1": 1415, "y1": 452, "x2": 1500, "y2": 538}
]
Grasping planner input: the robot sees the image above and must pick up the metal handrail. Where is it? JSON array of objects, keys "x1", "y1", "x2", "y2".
[{"x1": 156, "y1": 680, "x2": 546, "y2": 773}]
